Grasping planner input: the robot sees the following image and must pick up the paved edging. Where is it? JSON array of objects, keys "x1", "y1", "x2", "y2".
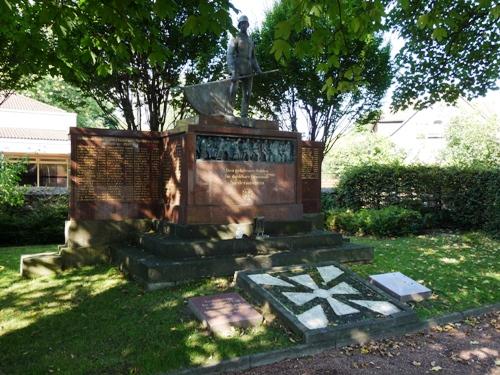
[{"x1": 164, "y1": 302, "x2": 500, "y2": 375}]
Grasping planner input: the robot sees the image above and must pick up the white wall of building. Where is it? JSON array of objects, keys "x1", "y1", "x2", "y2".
[
  {"x1": 377, "y1": 92, "x2": 500, "y2": 164},
  {"x1": 0, "y1": 138, "x2": 70, "y2": 154},
  {"x1": 0, "y1": 109, "x2": 76, "y2": 131}
]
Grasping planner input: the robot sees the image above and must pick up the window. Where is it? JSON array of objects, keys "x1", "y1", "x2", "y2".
[
  {"x1": 7, "y1": 155, "x2": 69, "y2": 188},
  {"x1": 20, "y1": 163, "x2": 37, "y2": 186},
  {"x1": 40, "y1": 163, "x2": 67, "y2": 187}
]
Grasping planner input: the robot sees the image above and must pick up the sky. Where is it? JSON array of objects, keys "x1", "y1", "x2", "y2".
[{"x1": 230, "y1": 0, "x2": 276, "y2": 28}]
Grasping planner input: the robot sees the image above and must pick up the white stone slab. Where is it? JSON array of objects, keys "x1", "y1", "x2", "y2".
[
  {"x1": 248, "y1": 274, "x2": 294, "y2": 288},
  {"x1": 350, "y1": 300, "x2": 401, "y2": 316},
  {"x1": 313, "y1": 288, "x2": 331, "y2": 299},
  {"x1": 288, "y1": 274, "x2": 319, "y2": 290},
  {"x1": 283, "y1": 292, "x2": 317, "y2": 306},
  {"x1": 327, "y1": 297, "x2": 360, "y2": 316},
  {"x1": 328, "y1": 282, "x2": 360, "y2": 295},
  {"x1": 369, "y1": 272, "x2": 432, "y2": 302},
  {"x1": 317, "y1": 265, "x2": 344, "y2": 284},
  {"x1": 296, "y1": 305, "x2": 329, "y2": 329}
]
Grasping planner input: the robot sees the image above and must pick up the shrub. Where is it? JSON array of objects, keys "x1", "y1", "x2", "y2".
[
  {"x1": 0, "y1": 154, "x2": 27, "y2": 207},
  {"x1": 325, "y1": 206, "x2": 423, "y2": 237},
  {"x1": 332, "y1": 164, "x2": 499, "y2": 234},
  {"x1": 322, "y1": 132, "x2": 406, "y2": 182},
  {"x1": 0, "y1": 195, "x2": 68, "y2": 246}
]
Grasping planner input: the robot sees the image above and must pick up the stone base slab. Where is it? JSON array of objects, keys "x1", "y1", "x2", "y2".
[{"x1": 111, "y1": 242, "x2": 373, "y2": 290}]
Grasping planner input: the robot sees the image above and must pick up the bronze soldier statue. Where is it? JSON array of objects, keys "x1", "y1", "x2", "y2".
[{"x1": 227, "y1": 15, "x2": 262, "y2": 119}]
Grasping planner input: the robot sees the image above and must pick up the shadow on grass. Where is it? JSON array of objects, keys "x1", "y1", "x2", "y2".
[{"x1": 0, "y1": 264, "x2": 291, "y2": 375}]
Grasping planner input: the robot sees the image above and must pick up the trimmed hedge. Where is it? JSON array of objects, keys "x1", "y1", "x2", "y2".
[
  {"x1": 325, "y1": 206, "x2": 423, "y2": 237},
  {"x1": 331, "y1": 164, "x2": 499, "y2": 233},
  {"x1": 0, "y1": 195, "x2": 68, "y2": 246}
]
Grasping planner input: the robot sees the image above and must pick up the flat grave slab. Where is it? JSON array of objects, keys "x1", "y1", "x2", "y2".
[
  {"x1": 188, "y1": 292, "x2": 263, "y2": 336},
  {"x1": 236, "y1": 262, "x2": 419, "y2": 344},
  {"x1": 369, "y1": 272, "x2": 432, "y2": 302}
]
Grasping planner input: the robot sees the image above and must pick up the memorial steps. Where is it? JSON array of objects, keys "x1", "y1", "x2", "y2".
[{"x1": 110, "y1": 223, "x2": 373, "y2": 291}]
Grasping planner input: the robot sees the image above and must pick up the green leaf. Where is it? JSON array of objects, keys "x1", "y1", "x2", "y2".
[
  {"x1": 491, "y1": 4, "x2": 500, "y2": 19},
  {"x1": 154, "y1": 0, "x2": 176, "y2": 18},
  {"x1": 183, "y1": 16, "x2": 198, "y2": 36},
  {"x1": 271, "y1": 39, "x2": 291, "y2": 61},
  {"x1": 328, "y1": 54, "x2": 340, "y2": 68},
  {"x1": 149, "y1": 51, "x2": 164, "y2": 66},
  {"x1": 351, "y1": 18, "x2": 360, "y2": 33},
  {"x1": 344, "y1": 68, "x2": 354, "y2": 80},
  {"x1": 97, "y1": 64, "x2": 112, "y2": 77},
  {"x1": 275, "y1": 21, "x2": 292, "y2": 40},
  {"x1": 417, "y1": 14, "x2": 429, "y2": 29},
  {"x1": 432, "y1": 27, "x2": 448, "y2": 42},
  {"x1": 89, "y1": 51, "x2": 97, "y2": 64}
]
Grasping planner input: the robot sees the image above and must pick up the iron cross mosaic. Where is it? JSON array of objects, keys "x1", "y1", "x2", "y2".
[{"x1": 236, "y1": 262, "x2": 418, "y2": 344}]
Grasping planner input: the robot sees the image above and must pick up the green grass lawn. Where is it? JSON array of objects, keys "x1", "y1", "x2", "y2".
[
  {"x1": 351, "y1": 231, "x2": 500, "y2": 319},
  {"x1": 1, "y1": 231, "x2": 499, "y2": 374}
]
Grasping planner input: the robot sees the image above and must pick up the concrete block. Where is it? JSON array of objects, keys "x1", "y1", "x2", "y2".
[{"x1": 20, "y1": 252, "x2": 62, "y2": 278}]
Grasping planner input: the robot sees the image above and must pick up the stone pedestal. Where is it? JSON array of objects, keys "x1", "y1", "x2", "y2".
[{"x1": 163, "y1": 118, "x2": 303, "y2": 224}]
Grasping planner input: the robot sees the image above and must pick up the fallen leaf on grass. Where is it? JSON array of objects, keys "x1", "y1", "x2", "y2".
[
  {"x1": 431, "y1": 366, "x2": 443, "y2": 372},
  {"x1": 470, "y1": 340, "x2": 479, "y2": 345},
  {"x1": 412, "y1": 361, "x2": 421, "y2": 367}
]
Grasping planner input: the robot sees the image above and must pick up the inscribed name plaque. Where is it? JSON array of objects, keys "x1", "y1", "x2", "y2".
[
  {"x1": 369, "y1": 272, "x2": 432, "y2": 302},
  {"x1": 70, "y1": 128, "x2": 162, "y2": 220},
  {"x1": 75, "y1": 139, "x2": 160, "y2": 202},
  {"x1": 301, "y1": 141, "x2": 323, "y2": 213},
  {"x1": 188, "y1": 292, "x2": 263, "y2": 336}
]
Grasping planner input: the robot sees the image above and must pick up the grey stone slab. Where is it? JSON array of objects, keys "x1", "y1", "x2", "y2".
[
  {"x1": 249, "y1": 274, "x2": 294, "y2": 287},
  {"x1": 296, "y1": 305, "x2": 329, "y2": 329},
  {"x1": 328, "y1": 281, "x2": 359, "y2": 295},
  {"x1": 283, "y1": 292, "x2": 317, "y2": 306},
  {"x1": 327, "y1": 297, "x2": 360, "y2": 316},
  {"x1": 369, "y1": 272, "x2": 432, "y2": 302},
  {"x1": 288, "y1": 274, "x2": 319, "y2": 289},
  {"x1": 349, "y1": 300, "x2": 401, "y2": 316},
  {"x1": 188, "y1": 292, "x2": 263, "y2": 336},
  {"x1": 317, "y1": 265, "x2": 343, "y2": 284}
]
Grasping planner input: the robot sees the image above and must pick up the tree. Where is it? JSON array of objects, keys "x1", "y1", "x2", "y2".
[
  {"x1": 0, "y1": 0, "x2": 48, "y2": 103},
  {"x1": 322, "y1": 131, "x2": 406, "y2": 181},
  {"x1": 253, "y1": 1, "x2": 392, "y2": 155},
  {"x1": 0, "y1": 0, "x2": 235, "y2": 131},
  {"x1": 23, "y1": 76, "x2": 120, "y2": 128},
  {"x1": 440, "y1": 113, "x2": 500, "y2": 168},
  {"x1": 0, "y1": 154, "x2": 26, "y2": 207},
  {"x1": 270, "y1": 0, "x2": 500, "y2": 111},
  {"x1": 49, "y1": 0, "x2": 234, "y2": 131},
  {"x1": 389, "y1": 0, "x2": 500, "y2": 110}
]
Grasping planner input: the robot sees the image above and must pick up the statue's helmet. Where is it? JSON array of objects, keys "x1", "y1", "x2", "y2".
[{"x1": 238, "y1": 15, "x2": 249, "y2": 26}]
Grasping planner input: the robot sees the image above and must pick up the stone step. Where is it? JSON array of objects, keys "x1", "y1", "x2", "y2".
[
  {"x1": 154, "y1": 218, "x2": 321, "y2": 240},
  {"x1": 139, "y1": 231, "x2": 345, "y2": 260},
  {"x1": 111, "y1": 242, "x2": 373, "y2": 291}
]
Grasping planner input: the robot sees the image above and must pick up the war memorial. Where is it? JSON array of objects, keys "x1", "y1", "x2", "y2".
[{"x1": 21, "y1": 16, "x2": 423, "y2": 345}]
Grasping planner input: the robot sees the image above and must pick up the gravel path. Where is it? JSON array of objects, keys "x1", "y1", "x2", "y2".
[{"x1": 237, "y1": 311, "x2": 500, "y2": 375}]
